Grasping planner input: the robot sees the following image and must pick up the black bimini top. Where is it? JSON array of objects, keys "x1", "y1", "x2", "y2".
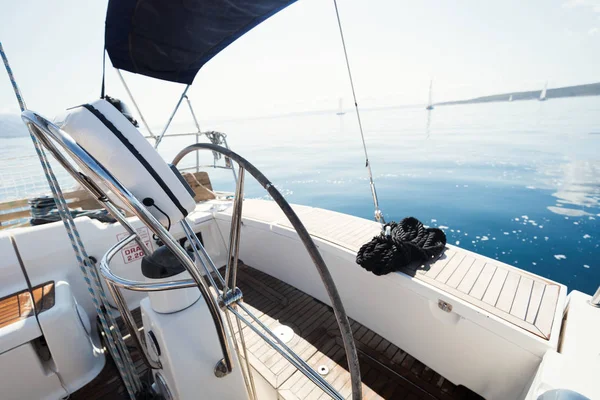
[{"x1": 105, "y1": 0, "x2": 297, "y2": 84}]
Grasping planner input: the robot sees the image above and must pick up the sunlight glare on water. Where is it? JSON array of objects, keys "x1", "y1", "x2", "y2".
[{"x1": 1, "y1": 96, "x2": 598, "y2": 294}]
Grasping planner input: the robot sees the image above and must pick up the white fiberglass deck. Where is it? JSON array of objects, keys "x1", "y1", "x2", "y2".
[{"x1": 221, "y1": 199, "x2": 564, "y2": 341}]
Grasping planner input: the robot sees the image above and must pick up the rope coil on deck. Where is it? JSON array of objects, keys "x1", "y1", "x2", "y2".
[{"x1": 356, "y1": 217, "x2": 447, "y2": 276}]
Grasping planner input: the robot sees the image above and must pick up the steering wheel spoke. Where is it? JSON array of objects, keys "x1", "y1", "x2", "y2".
[{"x1": 224, "y1": 166, "x2": 245, "y2": 295}]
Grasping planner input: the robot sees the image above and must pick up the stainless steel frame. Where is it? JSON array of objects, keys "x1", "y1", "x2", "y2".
[
  {"x1": 116, "y1": 69, "x2": 156, "y2": 141},
  {"x1": 145, "y1": 130, "x2": 237, "y2": 181},
  {"x1": 154, "y1": 85, "x2": 190, "y2": 148},
  {"x1": 115, "y1": 69, "x2": 237, "y2": 182},
  {"x1": 20, "y1": 110, "x2": 235, "y2": 376}
]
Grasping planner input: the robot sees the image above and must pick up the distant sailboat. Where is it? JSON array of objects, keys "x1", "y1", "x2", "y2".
[
  {"x1": 539, "y1": 82, "x2": 548, "y2": 101},
  {"x1": 336, "y1": 98, "x2": 346, "y2": 115},
  {"x1": 509, "y1": 95, "x2": 513, "y2": 102},
  {"x1": 426, "y1": 80, "x2": 434, "y2": 110}
]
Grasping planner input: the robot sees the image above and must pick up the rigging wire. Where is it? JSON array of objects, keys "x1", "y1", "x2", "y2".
[
  {"x1": 100, "y1": 49, "x2": 106, "y2": 99},
  {"x1": 116, "y1": 69, "x2": 157, "y2": 140},
  {"x1": 332, "y1": 0, "x2": 385, "y2": 225},
  {"x1": 0, "y1": 41, "x2": 141, "y2": 399},
  {"x1": 155, "y1": 84, "x2": 190, "y2": 148}
]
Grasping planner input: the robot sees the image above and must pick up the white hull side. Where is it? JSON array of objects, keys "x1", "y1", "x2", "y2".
[{"x1": 214, "y1": 199, "x2": 566, "y2": 399}]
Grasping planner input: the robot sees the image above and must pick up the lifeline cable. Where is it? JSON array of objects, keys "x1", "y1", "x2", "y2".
[
  {"x1": 0, "y1": 42, "x2": 141, "y2": 399},
  {"x1": 332, "y1": 0, "x2": 385, "y2": 225}
]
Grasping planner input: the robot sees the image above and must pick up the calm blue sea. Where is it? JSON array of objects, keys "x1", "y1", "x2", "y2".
[{"x1": 1, "y1": 97, "x2": 599, "y2": 294}]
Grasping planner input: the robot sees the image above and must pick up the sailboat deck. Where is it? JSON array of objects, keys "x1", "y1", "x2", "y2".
[
  {"x1": 220, "y1": 199, "x2": 565, "y2": 341},
  {"x1": 72, "y1": 264, "x2": 479, "y2": 399},
  {"x1": 71, "y1": 199, "x2": 565, "y2": 398},
  {"x1": 236, "y1": 264, "x2": 479, "y2": 400}
]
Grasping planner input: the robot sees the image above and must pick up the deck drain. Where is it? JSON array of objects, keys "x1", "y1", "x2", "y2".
[
  {"x1": 317, "y1": 365, "x2": 329, "y2": 376},
  {"x1": 272, "y1": 325, "x2": 294, "y2": 344}
]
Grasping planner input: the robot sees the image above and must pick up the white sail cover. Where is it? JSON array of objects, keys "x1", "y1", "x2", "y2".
[{"x1": 55, "y1": 99, "x2": 196, "y2": 225}]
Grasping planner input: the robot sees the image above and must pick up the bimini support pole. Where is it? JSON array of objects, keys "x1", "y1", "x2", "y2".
[
  {"x1": 116, "y1": 69, "x2": 157, "y2": 140},
  {"x1": 332, "y1": 0, "x2": 385, "y2": 226},
  {"x1": 155, "y1": 84, "x2": 190, "y2": 148},
  {"x1": 184, "y1": 94, "x2": 203, "y2": 173}
]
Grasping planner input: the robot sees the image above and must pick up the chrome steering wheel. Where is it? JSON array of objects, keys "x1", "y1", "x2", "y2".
[{"x1": 173, "y1": 143, "x2": 362, "y2": 400}]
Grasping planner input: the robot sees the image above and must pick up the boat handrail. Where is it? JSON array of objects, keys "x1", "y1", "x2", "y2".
[
  {"x1": 100, "y1": 235, "x2": 197, "y2": 292},
  {"x1": 20, "y1": 110, "x2": 235, "y2": 376}
]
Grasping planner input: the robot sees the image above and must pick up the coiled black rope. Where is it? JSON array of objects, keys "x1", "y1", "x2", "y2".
[
  {"x1": 356, "y1": 217, "x2": 447, "y2": 276},
  {"x1": 28, "y1": 195, "x2": 116, "y2": 226}
]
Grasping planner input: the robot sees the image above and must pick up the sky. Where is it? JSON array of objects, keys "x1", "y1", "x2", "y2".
[{"x1": 0, "y1": 0, "x2": 599, "y2": 125}]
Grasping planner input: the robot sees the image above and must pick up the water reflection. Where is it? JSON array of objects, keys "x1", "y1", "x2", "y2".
[
  {"x1": 425, "y1": 110, "x2": 432, "y2": 139},
  {"x1": 546, "y1": 160, "x2": 600, "y2": 216},
  {"x1": 2, "y1": 97, "x2": 599, "y2": 293}
]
